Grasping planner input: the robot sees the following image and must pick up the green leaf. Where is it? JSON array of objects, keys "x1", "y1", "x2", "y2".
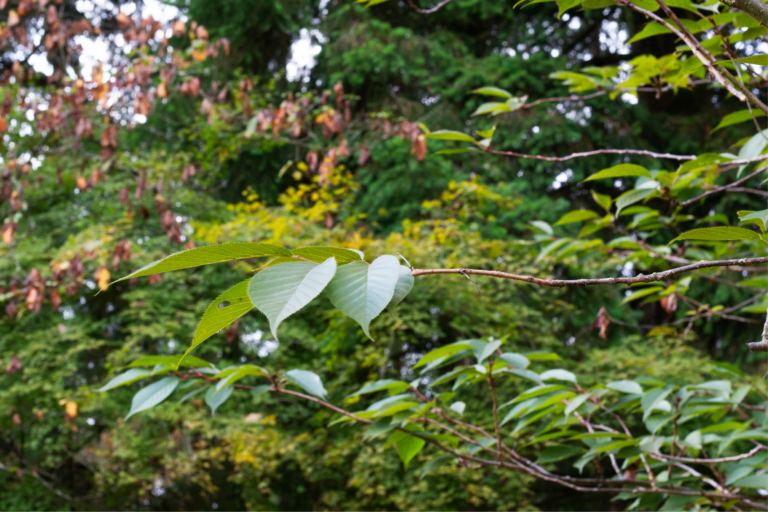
[
  {"x1": 529, "y1": 220, "x2": 554, "y2": 235},
  {"x1": 471, "y1": 102, "x2": 507, "y2": 116},
  {"x1": 127, "y1": 355, "x2": 212, "y2": 369},
  {"x1": 216, "y1": 365, "x2": 267, "y2": 391},
  {"x1": 449, "y1": 401, "x2": 466, "y2": 415},
  {"x1": 556, "y1": 0, "x2": 581, "y2": 17},
  {"x1": 540, "y1": 369, "x2": 577, "y2": 384},
  {"x1": 669, "y1": 227, "x2": 762, "y2": 244},
  {"x1": 285, "y1": 369, "x2": 327, "y2": 398},
  {"x1": 425, "y1": 130, "x2": 479, "y2": 144},
  {"x1": 628, "y1": 21, "x2": 671, "y2": 43},
  {"x1": 554, "y1": 210, "x2": 599, "y2": 226},
  {"x1": 583, "y1": 164, "x2": 651, "y2": 182},
  {"x1": 205, "y1": 384, "x2": 233, "y2": 414},
  {"x1": 420, "y1": 455, "x2": 454, "y2": 479},
  {"x1": 525, "y1": 351, "x2": 561, "y2": 361},
  {"x1": 641, "y1": 386, "x2": 674, "y2": 421},
  {"x1": 387, "y1": 266, "x2": 414, "y2": 312},
  {"x1": 498, "y1": 352, "x2": 530, "y2": 369},
  {"x1": 387, "y1": 430, "x2": 426, "y2": 469},
  {"x1": 621, "y1": 286, "x2": 664, "y2": 304},
  {"x1": 114, "y1": 243, "x2": 291, "y2": 283},
  {"x1": 348, "y1": 379, "x2": 410, "y2": 397},
  {"x1": 248, "y1": 258, "x2": 337, "y2": 339},
  {"x1": 591, "y1": 190, "x2": 612, "y2": 213},
  {"x1": 97, "y1": 368, "x2": 153, "y2": 392},
  {"x1": 251, "y1": 384, "x2": 272, "y2": 398},
  {"x1": 185, "y1": 279, "x2": 253, "y2": 363},
  {"x1": 125, "y1": 377, "x2": 179, "y2": 419},
  {"x1": 415, "y1": 341, "x2": 474, "y2": 369},
  {"x1": 326, "y1": 256, "x2": 401, "y2": 339},
  {"x1": 606, "y1": 380, "x2": 643, "y2": 394},
  {"x1": 730, "y1": 474, "x2": 768, "y2": 488},
  {"x1": 535, "y1": 445, "x2": 585, "y2": 464},
  {"x1": 290, "y1": 246, "x2": 363, "y2": 264},
  {"x1": 434, "y1": 148, "x2": 482, "y2": 155},
  {"x1": 615, "y1": 188, "x2": 655, "y2": 217},
  {"x1": 473, "y1": 339, "x2": 501, "y2": 364},
  {"x1": 565, "y1": 394, "x2": 590, "y2": 416},
  {"x1": 739, "y1": 209, "x2": 768, "y2": 231},
  {"x1": 471, "y1": 86, "x2": 513, "y2": 98},
  {"x1": 712, "y1": 110, "x2": 767, "y2": 133},
  {"x1": 728, "y1": 55, "x2": 768, "y2": 66}
]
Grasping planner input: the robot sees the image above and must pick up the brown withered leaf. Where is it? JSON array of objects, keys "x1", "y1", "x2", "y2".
[
  {"x1": 660, "y1": 293, "x2": 677, "y2": 314},
  {"x1": 6, "y1": 355, "x2": 21, "y2": 374},
  {"x1": 590, "y1": 306, "x2": 610, "y2": 340}
]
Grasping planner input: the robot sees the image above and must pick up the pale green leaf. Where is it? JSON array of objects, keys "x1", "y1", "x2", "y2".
[
  {"x1": 348, "y1": 379, "x2": 410, "y2": 397},
  {"x1": 285, "y1": 369, "x2": 327, "y2": 398},
  {"x1": 425, "y1": 130, "x2": 479, "y2": 144},
  {"x1": 450, "y1": 401, "x2": 466, "y2": 415},
  {"x1": 739, "y1": 209, "x2": 768, "y2": 231},
  {"x1": 290, "y1": 246, "x2": 363, "y2": 264},
  {"x1": 641, "y1": 386, "x2": 674, "y2": 421},
  {"x1": 606, "y1": 380, "x2": 643, "y2": 394},
  {"x1": 498, "y1": 352, "x2": 530, "y2": 369},
  {"x1": 326, "y1": 255, "x2": 401, "y2": 339},
  {"x1": 249, "y1": 258, "x2": 337, "y2": 339},
  {"x1": 125, "y1": 377, "x2": 179, "y2": 419},
  {"x1": 471, "y1": 86, "x2": 513, "y2": 98},
  {"x1": 387, "y1": 265, "x2": 414, "y2": 312},
  {"x1": 216, "y1": 365, "x2": 267, "y2": 391},
  {"x1": 554, "y1": 210, "x2": 599, "y2": 226},
  {"x1": 565, "y1": 394, "x2": 590, "y2": 416},
  {"x1": 127, "y1": 355, "x2": 212, "y2": 369},
  {"x1": 205, "y1": 384, "x2": 233, "y2": 414},
  {"x1": 420, "y1": 455, "x2": 454, "y2": 479},
  {"x1": 97, "y1": 368, "x2": 152, "y2": 392},
  {"x1": 540, "y1": 369, "x2": 577, "y2": 384},
  {"x1": 615, "y1": 188, "x2": 655, "y2": 217},
  {"x1": 712, "y1": 110, "x2": 767, "y2": 133},
  {"x1": 388, "y1": 430, "x2": 426, "y2": 469}
]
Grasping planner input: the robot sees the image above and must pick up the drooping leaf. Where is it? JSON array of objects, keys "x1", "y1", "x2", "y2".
[
  {"x1": 540, "y1": 369, "x2": 577, "y2": 384},
  {"x1": 387, "y1": 430, "x2": 426, "y2": 469},
  {"x1": 420, "y1": 455, "x2": 455, "y2": 479},
  {"x1": 498, "y1": 352, "x2": 530, "y2": 369},
  {"x1": 387, "y1": 265, "x2": 415, "y2": 312},
  {"x1": 97, "y1": 368, "x2": 153, "y2": 392},
  {"x1": 326, "y1": 255, "x2": 401, "y2": 339},
  {"x1": 125, "y1": 377, "x2": 179, "y2": 419},
  {"x1": 249, "y1": 258, "x2": 337, "y2": 339},
  {"x1": 113, "y1": 243, "x2": 291, "y2": 283},
  {"x1": 583, "y1": 164, "x2": 651, "y2": 182},
  {"x1": 290, "y1": 246, "x2": 363, "y2": 264},
  {"x1": 285, "y1": 369, "x2": 327, "y2": 398},
  {"x1": 606, "y1": 380, "x2": 643, "y2": 394},
  {"x1": 565, "y1": 394, "x2": 590, "y2": 416},
  {"x1": 205, "y1": 384, "x2": 234, "y2": 414},
  {"x1": 738, "y1": 209, "x2": 768, "y2": 231},
  {"x1": 185, "y1": 279, "x2": 253, "y2": 363},
  {"x1": 641, "y1": 386, "x2": 674, "y2": 421},
  {"x1": 414, "y1": 341, "x2": 474, "y2": 368},
  {"x1": 348, "y1": 379, "x2": 410, "y2": 397},
  {"x1": 669, "y1": 227, "x2": 762, "y2": 244}
]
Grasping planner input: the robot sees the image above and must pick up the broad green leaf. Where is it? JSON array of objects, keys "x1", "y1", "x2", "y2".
[
  {"x1": 725, "y1": 465, "x2": 755, "y2": 486},
  {"x1": 712, "y1": 110, "x2": 767, "y2": 133},
  {"x1": 420, "y1": 455, "x2": 454, "y2": 479},
  {"x1": 529, "y1": 220, "x2": 554, "y2": 235},
  {"x1": 348, "y1": 379, "x2": 410, "y2": 397},
  {"x1": 471, "y1": 86, "x2": 513, "y2": 98},
  {"x1": 540, "y1": 369, "x2": 577, "y2": 384},
  {"x1": 326, "y1": 256, "x2": 401, "y2": 339},
  {"x1": 554, "y1": 210, "x2": 599, "y2": 226},
  {"x1": 583, "y1": 164, "x2": 651, "y2": 182},
  {"x1": 606, "y1": 380, "x2": 643, "y2": 394},
  {"x1": 125, "y1": 377, "x2": 179, "y2": 419},
  {"x1": 628, "y1": 21, "x2": 671, "y2": 43},
  {"x1": 730, "y1": 474, "x2": 768, "y2": 488},
  {"x1": 205, "y1": 384, "x2": 233, "y2": 414},
  {"x1": 565, "y1": 394, "x2": 590, "y2": 416},
  {"x1": 739, "y1": 209, "x2": 768, "y2": 231},
  {"x1": 387, "y1": 265, "x2": 414, "y2": 312},
  {"x1": 615, "y1": 188, "x2": 655, "y2": 217},
  {"x1": 669, "y1": 227, "x2": 762, "y2": 243},
  {"x1": 127, "y1": 355, "x2": 212, "y2": 369},
  {"x1": 498, "y1": 352, "x2": 530, "y2": 369},
  {"x1": 737, "y1": 128, "x2": 768, "y2": 176},
  {"x1": 535, "y1": 445, "x2": 584, "y2": 464},
  {"x1": 641, "y1": 386, "x2": 674, "y2": 421},
  {"x1": 739, "y1": 278, "x2": 768, "y2": 288},
  {"x1": 471, "y1": 102, "x2": 507, "y2": 116},
  {"x1": 285, "y1": 369, "x2": 327, "y2": 398},
  {"x1": 694, "y1": 380, "x2": 732, "y2": 395},
  {"x1": 252, "y1": 384, "x2": 272, "y2": 398},
  {"x1": 97, "y1": 368, "x2": 152, "y2": 392},
  {"x1": 185, "y1": 279, "x2": 253, "y2": 363},
  {"x1": 473, "y1": 339, "x2": 501, "y2": 364},
  {"x1": 556, "y1": 0, "x2": 581, "y2": 17},
  {"x1": 387, "y1": 430, "x2": 426, "y2": 469},
  {"x1": 290, "y1": 246, "x2": 363, "y2": 264},
  {"x1": 728, "y1": 55, "x2": 768, "y2": 66},
  {"x1": 500, "y1": 368, "x2": 543, "y2": 383},
  {"x1": 425, "y1": 130, "x2": 479, "y2": 144},
  {"x1": 249, "y1": 258, "x2": 337, "y2": 339},
  {"x1": 216, "y1": 365, "x2": 267, "y2": 391},
  {"x1": 114, "y1": 243, "x2": 291, "y2": 283},
  {"x1": 591, "y1": 190, "x2": 612, "y2": 213}
]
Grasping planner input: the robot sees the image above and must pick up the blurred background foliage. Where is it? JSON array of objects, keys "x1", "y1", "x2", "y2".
[{"x1": 0, "y1": 0, "x2": 766, "y2": 510}]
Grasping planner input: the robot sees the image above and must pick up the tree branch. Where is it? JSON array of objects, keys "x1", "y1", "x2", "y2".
[
  {"x1": 404, "y1": 0, "x2": 452, "y2": 14},
  {"x1": 679, "y1": 167, "x2": 767, "y2": 207},
  {"x1": 728, "y1": 0, "x2": 768, "y2": 30}
]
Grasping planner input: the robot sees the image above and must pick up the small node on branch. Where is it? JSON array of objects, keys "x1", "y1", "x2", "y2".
[{"x1": 748, "y1": 308, "x2": 768, "y2": 352}]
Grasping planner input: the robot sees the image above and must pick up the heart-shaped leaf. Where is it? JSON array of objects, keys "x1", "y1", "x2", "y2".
[
  {"x1": 326, "y1": 255, "x2": 400, "y2": 339},
  {"x1": 248, "y1": 258, "x2": 337, "y2": 339}
]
